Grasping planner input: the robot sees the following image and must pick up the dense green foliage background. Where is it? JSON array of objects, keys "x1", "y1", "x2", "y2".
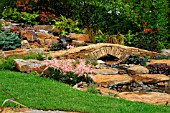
[{"x1": 0, "y1": 0, "x2": 169, "y2": 52}]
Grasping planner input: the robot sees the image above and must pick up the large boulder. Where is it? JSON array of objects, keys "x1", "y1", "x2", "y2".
[
  {"x1": 128, "y1": 65, "x2": 149, "y2": 75},
  {"x1": 68, "y1": 33, "x2": 90, "y2": 42},
  {"x1": 20, "y1": 30, "x2": 35, "y2": 42},
  {"x1": 14, "y1": 59, "x2": 47, "y2": 74}
]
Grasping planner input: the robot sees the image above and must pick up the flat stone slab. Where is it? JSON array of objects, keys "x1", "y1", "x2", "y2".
[
  {"x1": 93, "y1": 74, "x2": 133, "y2": 87},
  {"x1": 147, "y1": 60, "x2": 170, "y2": 66},
  {"x1": 93, "y1": 68, "x2": 118, "y2": 75},
  {"x1": 132, "y1": 74, "x2": 170, "y2": 84},
  {"x1": 0, "y1": 48, "x2": 44, "y2": 58},
  {"x1": 117, "y1": 92, "x2": 170, "y2": 105}
]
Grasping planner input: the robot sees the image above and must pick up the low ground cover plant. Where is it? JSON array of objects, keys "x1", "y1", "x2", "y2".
[
  {"x1": 150, "y1": 55, "x2": 170, "y2": 60},
  {"x1": 0, "y1": 70, "x2": 170, "y2": 113},
  {"x1": 120, "y1": 55, "x2": 148, "y2": 66},
  {"x1": 0, "y1": 57, "x2": 15, "y2": 70},
  {"x1": 146, "y1": 63, "x2": 170, "y2": 75}
]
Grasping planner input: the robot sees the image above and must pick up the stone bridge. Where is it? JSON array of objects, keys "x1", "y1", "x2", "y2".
[{"x1": 49, "y1": 43, "x2": 159, "y2": 63}]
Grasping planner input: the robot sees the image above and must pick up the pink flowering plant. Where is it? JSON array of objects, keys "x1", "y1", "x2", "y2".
[{"x1": 43, "y1": 58, "x2": 94, "y2": 86}]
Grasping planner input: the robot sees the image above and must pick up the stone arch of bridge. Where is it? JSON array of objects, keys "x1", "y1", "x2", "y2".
[
  {"x1": 98, "y1": 54, "x2": 119, "y2": 62},
  {"x1": 89, "y1": 46, "x2": 131, "y2": 63}
]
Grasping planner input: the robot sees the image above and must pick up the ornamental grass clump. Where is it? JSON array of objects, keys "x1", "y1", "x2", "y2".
[{"x1": 43, "y1": 58, "x2": 94, "y2": 86}]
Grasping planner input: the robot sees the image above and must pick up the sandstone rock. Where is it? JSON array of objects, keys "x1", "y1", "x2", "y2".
[
  {"x1": 147, "y1": 60, "x2": 170, "y2": 66},
  {"x1": 93, "y1": 68, "x2": 118, "y2": 75},
  {"x1": 118, "y1": 69, "x2": 127, "y2": 74},
  {"x1": 44, "y1": 39, "x2": 52, "y2": 46},
  {"x1": 117, "y1": 92, "x2": 170, "y2": 105},
  {"x1": 93, "y1": 74, "x2": 133, "y2": 87},
  {"x1": 95, "y1": 64, "x2": 107, "y2": 69},
  {"x1": 161, "y1": 49, "x2": 170, "y2": 56},
  {"x1": 128, "y1": 65, "x2": 149, "y2": 75},
  {"x1": 36, "y1": 32, "x2": 55, "y2": 39},
  {"x1": 68, "y1": 33, "x2": 77, "y2": 40},
  {"x1": 37, "y1": 38, "x2": 45, "y2": 45},
  {"x1": 38, "y1": 29, "x2": 49, "y2": 34},
  {"x1": 73, "y1": 82, "x2": 88, "y2": 89},
  {"x1": 69, "y1": 33, "x2": 90, "y2": 42},
  {"x1": 14, "y1": 59, "x2": 47, "y2": 73},
  {"x1": 0, "y1": 48, "x2": 45, "y2": 58},
  {"x1": 20, "y1": 30, "x2": 35, "y2": 42},
  {"x1": 95, "y1": 60, "x2": 106, "y2": 69},
  {"x1": 157, "y1": 81, "x2": 169, "y2": 87},
  {"x1": 35, "y1": 33, "x2": 59, "y2": 46},
  {"x1": 0, "y1": 49, "x2": 28, "y2": 58},
  {"x1": 119, "y1": 64, "x2": 134, "y2": 69},
  {"x1": 132, "y1": 74, "x2": 170, "y2": 84},
  {"x1": 97, "y1": 88, "x2": 119, "y2": 96},
  {"x1": 21, "y1": 40, "x2": 30, "y2": 49},
  {"x1": 29, "y1": 48, "x2": 44, "y2": 54},
  {"x1": 0, "y1": 107, "x2": 30, "y2": 113},
  {"x1": 9, "y1": 26, "x2": 19, "y2": 32},
  {"x1": 34, "y1": 25, "x2": 54, "y2": 32},
  {"x1": 71, "y1": 40, "x2": 86, "y2": 46},
  {"x1": 46, "y1": 38, "x2": 59, "y2": 46}
]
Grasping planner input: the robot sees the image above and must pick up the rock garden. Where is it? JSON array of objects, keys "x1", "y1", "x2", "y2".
[{"x1": 0, "y1": 0, "x2": 170, "y2": 113}]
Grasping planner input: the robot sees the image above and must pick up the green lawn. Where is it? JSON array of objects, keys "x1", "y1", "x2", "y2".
[{"x1": 0, "y1": 70, "x2": 170, "y2": 113}]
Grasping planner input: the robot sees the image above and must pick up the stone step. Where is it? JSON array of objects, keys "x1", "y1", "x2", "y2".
[{"x1": 93, "y1": 74, "x2": 133, "y2": 87}]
